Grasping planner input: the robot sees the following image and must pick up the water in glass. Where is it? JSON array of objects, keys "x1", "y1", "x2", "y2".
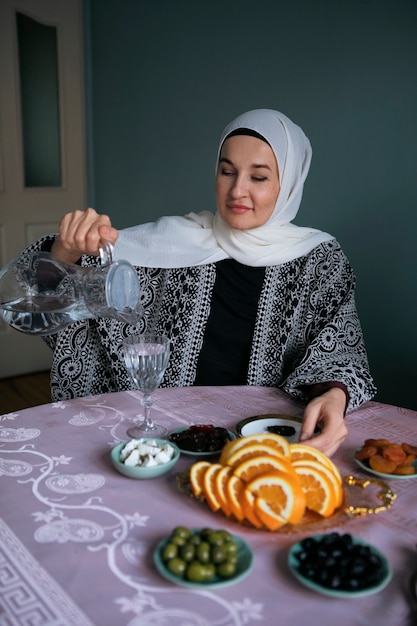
[{"x1": 123, "y1": 334, "x2": 170, "y2": 438}]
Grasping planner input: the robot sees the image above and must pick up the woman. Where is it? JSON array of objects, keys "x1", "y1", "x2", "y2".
[{"x1": 30, "y1": 109, "x2": 376, "y2": 456}]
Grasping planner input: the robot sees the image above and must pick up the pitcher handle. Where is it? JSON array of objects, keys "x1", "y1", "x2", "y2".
[{"x1": 99, "y1": 241, "x2": 114, "y2": 266}]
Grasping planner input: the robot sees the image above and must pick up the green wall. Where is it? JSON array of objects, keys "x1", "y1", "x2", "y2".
[{"x1": 84, "y1": 0, "x2": 417, "y2": 409}]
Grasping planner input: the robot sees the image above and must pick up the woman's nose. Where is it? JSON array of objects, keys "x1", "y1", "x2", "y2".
[{"x1": 230, "y1": 174, "x2": 247, "y2": 198}]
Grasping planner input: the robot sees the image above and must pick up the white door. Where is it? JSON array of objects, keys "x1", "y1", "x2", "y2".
[{"x1": 0, "y1": 0, "x2": 86, "y2": 377}]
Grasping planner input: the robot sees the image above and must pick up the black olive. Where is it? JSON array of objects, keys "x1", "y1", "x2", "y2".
[
  {"x1": 294, "y1": 550, "x2": 309, "y2": 562},
  {"x1": 328, "y1": 574, "x2": 343, "y2": 589},
  {"x1": 300, "y1": 537, "x2": 316, "y2": 551},
  {"x1": 266, "y1": 425, "x2": 296, "y2": 437},
  {"x1": 292, "y1": 533, "x2": 386, "y2": 593}
]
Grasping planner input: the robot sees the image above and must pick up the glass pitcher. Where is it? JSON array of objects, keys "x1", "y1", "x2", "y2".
[{"x1": 0, "y1": 243, "x2": 142, "y2": 335}]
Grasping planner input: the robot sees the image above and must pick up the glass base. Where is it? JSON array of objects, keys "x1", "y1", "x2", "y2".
[{"x1": 127, "y1": 422, "x2": 168, "y2": 439}]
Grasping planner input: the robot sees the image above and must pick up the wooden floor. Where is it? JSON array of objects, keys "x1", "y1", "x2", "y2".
[{"x1": 0, "y1": 371, "x2": 51, "y2": 414}]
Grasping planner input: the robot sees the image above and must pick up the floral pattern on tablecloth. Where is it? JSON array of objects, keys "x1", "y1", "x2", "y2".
[{"x1": 1, "y1": 386, "x2": 416, "y2": 626}]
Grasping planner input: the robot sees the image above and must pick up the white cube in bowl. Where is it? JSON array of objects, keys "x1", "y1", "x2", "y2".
[{"x1": 111, "y1": 438, "x2": 180, "y2": 479}]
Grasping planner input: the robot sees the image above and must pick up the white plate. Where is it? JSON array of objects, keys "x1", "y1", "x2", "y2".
[{"x1": 235, "y1": 414, "x2": 303, "y2": 443}]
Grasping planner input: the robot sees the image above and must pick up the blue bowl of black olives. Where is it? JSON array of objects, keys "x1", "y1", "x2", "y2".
[{"x1": 288, "y1": 532, "x2": 392, "y2": 598}]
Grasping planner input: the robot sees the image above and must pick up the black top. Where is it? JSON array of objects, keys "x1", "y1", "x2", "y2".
[{"x1": 194, "y1": 259, "x2": 265, "y2": 385}]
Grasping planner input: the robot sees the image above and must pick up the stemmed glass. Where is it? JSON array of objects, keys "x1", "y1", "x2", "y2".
[{"x1": 122, "y1": 334, "x2": 170, "y2": 438}]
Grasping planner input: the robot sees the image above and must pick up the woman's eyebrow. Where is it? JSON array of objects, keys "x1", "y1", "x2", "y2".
[
  {"x1": 219, "y1": 157, "x2": 233, "y2": 166},
  {"x1": 219, "y1": 157, "x2": 272, "y2": 171}
]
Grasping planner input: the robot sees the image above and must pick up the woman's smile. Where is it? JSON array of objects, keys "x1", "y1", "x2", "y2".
[{"x1": 227, "y1": 202, "x2": 252, "y2": 214}]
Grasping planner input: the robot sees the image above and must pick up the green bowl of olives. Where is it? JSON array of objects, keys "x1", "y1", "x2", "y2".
[{"x1": 154, "y1": 526, "x2": 253, "y2": 588}]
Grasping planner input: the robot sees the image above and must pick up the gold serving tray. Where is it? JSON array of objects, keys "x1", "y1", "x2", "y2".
[{"x1": 176, "y1": 469, "x2": 397, "y2": 535}]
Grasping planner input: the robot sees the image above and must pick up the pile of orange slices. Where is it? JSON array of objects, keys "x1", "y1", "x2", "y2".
[{"x1": 189, "y1": 433, "x2": 344, "y2": 531}]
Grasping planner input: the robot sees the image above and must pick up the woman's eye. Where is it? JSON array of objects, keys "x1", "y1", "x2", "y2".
[
  {"x1": 252, "y1": 176, "x2": 267, "y2": 182},
  {"x1": 220, "y1": 168, "x2": 235, "y2": 177}
]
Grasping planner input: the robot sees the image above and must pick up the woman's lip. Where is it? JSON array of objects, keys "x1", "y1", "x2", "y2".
[{"x1": 227, "y1": 203, "x2": 251, "y2": 213}]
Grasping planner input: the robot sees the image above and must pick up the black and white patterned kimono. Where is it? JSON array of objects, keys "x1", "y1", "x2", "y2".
[{"x1": 29, "y1": 236, "x2": 375, "y2": 410}]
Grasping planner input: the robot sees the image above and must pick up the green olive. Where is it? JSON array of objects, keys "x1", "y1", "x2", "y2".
[
  {"x1": 207, "y1": 531, "x2": 224, "y2": 546},
  {"x1": 186, "y1": 561, "x2": 207, "y2": 582},
  {"x1": 162, "y1": 542, "x2": 178, "y2": 561},
  {"x1": 225, "y1": 540, "x2": 239, "y2": 555},
  {"x1": 217, "y1": 560, "x2": 237, "y2": 578},
  {"x1": 219, "y1": 530, "x2": 233, "y2": 543},
  {"x1": 226, "y1": 553, "x2": 238, "y2": 565},
  {"x1": 180, "y1": 544, "x2": 195, "y2": 562},
  {"x1": 188, "y1": 533, "x2": 202, "y2": 546},
  {"x1": 196, "y1": 541, "x2": 210, "y2": 563},
  {"x1": 204, "y1": 563, "x2": 216, "y2": 580},
  {"x1": 167, "y1": 557, "x2": 186, "y2": 577},
  {"x1": 172, "y1": 526, "x2": 192, "y2": 540},
  {"x1": 170, "y1": 535, "x2": 187, "y2": 547},
  {"x1": 211, "y1": 545, "x2": 227, "y2": 564}
]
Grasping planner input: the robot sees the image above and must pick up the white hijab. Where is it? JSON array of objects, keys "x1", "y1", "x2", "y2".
[{"x1": 114, "y1": 109, "x2": 333, "y2": 268}]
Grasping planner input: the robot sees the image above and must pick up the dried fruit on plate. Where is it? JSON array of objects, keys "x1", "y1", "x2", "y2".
[{"x1": 355, "y1": 438, "x2": 416, "y2": 475}]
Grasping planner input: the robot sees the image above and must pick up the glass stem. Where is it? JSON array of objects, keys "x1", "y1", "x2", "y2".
[{"x1": 141, "y1": 393, "x2": 154, "y2": 430}]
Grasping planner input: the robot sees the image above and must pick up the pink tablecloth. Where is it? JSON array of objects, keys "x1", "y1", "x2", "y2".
[{"x1": 1, "y1": 386, "x2": 416, "y2": 626}]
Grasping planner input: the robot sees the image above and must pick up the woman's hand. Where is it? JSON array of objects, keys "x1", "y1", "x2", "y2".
[
  {"x1": 298, "y1": 387, "x2": 348, "y2": 457},
  {"x1": 51, "y1": 208, "x2": 119, "y2": 264}
]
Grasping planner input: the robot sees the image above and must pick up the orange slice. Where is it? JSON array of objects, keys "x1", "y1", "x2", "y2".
[
  {"x1": 214, "y1": 465, "x2": 234, "y2": 517},
  {"x1": 202, "y1": 463, "x2": 224, "y2": 512},
  {"x1": 239, "y1": 488, "x2": 264, "y2": 528},
  {"x1": 290, "y1": 443, "x2": 343, "y2": 487},
  {"x1": 323, "y1": 459, "x2": 343, "y2": 491},
  {"x1": 324, "y1": 456, "x2": 343, "y2": 486},
  {"x1": 233, "y1": 454, "x2": 295, "y2": 484},
  {"x1": 225, "y1": 474, "x2": 246, "y2": 521},
  {"x1": 246, "y1": 470, "x2": 306, "y2": 525},
  {"x1": 254, "y1": 497, "x2": 288, "y2": 531},
  {"x1": 219, "y1": 439, "x2": 240, "y2": 465},
  {"x1": 189, "y1": 460, "x2": 211, "y2": 497},
  {"x1": 292, "y1": 462, "x2": 336, "y2": 517},
  {"x1": 219, "y1": 432, "x2": 290, "y2": 464},
  {"x1": 292, "y1": 458, "x2": 343, "y2": 509},
  {"x1": 329, "y1": 461, "x2": 343, "y2": 486},
  {"x1": 290, "y1": 443, "x2": 335, "y2": 470},
  {"x1": 225, "y1": 443, "x2": 287, "y2": 469},
  {"x1": 238, "y1": 433, "x2": 291, "y2": 458}
]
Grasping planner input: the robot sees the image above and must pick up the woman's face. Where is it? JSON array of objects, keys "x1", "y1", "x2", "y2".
[{"x1": 215, "y1": 135, "x2": 280, "y2": 230}]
